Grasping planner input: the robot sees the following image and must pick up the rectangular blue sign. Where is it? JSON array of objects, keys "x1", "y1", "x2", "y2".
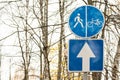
[{"x1": 68, "y1": 39, "x2": 104, "y2": 72}]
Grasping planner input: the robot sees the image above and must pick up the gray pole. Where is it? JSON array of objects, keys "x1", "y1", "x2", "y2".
[
  {"x1": 83, "y1": 72, "x2": 88, "y2": 80},
  {"x1": 9, "y1": 58, "x2": 11, "y2": 80}
]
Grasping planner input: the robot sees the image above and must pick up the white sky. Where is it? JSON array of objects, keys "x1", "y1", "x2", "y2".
[{"x1": 0, "y1": 0, "x2": 119, "y2": 80}]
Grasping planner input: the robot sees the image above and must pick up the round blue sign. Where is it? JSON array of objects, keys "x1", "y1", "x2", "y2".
[{"x1": 69, "y1": 5, "x2": 105, "y2": 37}]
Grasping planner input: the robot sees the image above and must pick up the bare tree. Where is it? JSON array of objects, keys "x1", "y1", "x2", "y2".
[
  {"x1": 112, "y1": 37, "x2": 120, "y2": 80},
  {"x1": 41, "y1": 0, "x2": 51, "y2": 79},
  {"x1": 7, "y1": 0, "x2": 32, "y2": 79},
  {"x1": 57, "y1": 0, "x2": 65, "y2": 80},
  {"x1": 0, "y1": 0, "x2": 120, "y2": 80}
]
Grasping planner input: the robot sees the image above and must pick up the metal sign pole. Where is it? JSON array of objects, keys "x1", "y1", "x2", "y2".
[{"x1": 83, "y1": 72, "x2": 87, "y2": 80}]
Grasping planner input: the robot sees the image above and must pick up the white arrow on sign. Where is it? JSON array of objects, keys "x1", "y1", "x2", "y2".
[{"x1": 77, "y1": 42, "x2": 96, "y2": 71}]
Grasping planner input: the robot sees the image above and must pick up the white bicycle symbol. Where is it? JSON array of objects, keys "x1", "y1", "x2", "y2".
[{"x1": 87, "y1": 18, "x2": 102, "y2": 27}]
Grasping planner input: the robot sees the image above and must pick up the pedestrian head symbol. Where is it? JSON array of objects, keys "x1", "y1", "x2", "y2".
[{"x1": 77, "y1": 13, "x2": 80, "y2": 16}]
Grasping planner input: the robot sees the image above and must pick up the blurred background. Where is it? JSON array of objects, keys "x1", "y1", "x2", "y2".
[{"x1": 0, "y1": 0, "x2": 119, "y2": 80}]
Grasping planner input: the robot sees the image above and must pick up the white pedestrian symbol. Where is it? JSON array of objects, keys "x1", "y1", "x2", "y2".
[{"x1": 74, "y1": 13, "x2": 84, "y2": 28}]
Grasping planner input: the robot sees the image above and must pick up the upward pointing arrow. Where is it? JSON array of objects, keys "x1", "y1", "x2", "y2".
[{"x1": 77, "y1": 42, "x2": 96, "y2": 71}]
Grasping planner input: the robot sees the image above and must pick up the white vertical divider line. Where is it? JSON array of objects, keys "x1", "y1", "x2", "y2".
[
  {"x1": 85, "y1": 6, "x2": 87, "y2": 38},
  {"x1": 84, "y1": 6, "x2": 88, "y2": 80}
]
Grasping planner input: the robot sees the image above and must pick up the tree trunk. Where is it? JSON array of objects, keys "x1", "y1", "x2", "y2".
[
  {"x1": 40, "y1": 49, "x2": 43, "y2": 80},
  {"x1": 57, "y1": 0, "x2": 65, "y2": 80},
  {"x1": 39, "y1": 0, "x2": 43, "y2": 80},
  {"x1": 23, "y1": 0, "x2": 30, "y2": 80},
  {"x1": 112, "y1": 37, "x2": 120, "y2": 80},
  {"x1": 92, "y1": 72, "x2": 101, "y2": 80},
  {"x1": 88, "y1": 0, "x2": 93, "y2": 5},
  {"x1": 41, "y1": 0, "x2": 51, "y2": 79},
  {"x1": 24, "y1": 69, "x2": 29, "y2": 80}
]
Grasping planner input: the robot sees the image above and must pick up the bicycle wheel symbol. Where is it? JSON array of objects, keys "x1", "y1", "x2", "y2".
[{"x1": 87, "y1": 18, "x2": 102, "y2": 27}]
